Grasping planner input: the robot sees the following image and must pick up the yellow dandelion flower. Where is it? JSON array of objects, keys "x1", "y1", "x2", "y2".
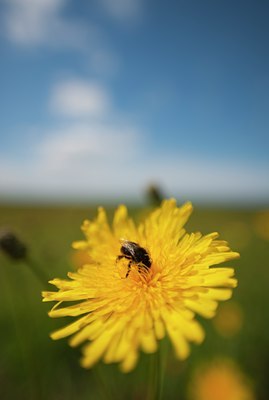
[
  {"x1": 187, "y1": 358, "x2": 255, "y2": 400},
  {"x1": 42, "y1": 199, "x2": 239, "y2": 372}
]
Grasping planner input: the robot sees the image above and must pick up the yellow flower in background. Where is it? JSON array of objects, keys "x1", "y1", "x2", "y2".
[
  {"x1": 42, "y1": 199, "x2": 239, "y2": 372},
  {"x1": 187, "y1": 358, "x2": 255, "y2": 400}
]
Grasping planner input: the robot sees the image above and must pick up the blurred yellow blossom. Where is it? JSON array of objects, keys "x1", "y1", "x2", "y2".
[
  {"x1": 188, "y1": 358, "x2": 255, "y2": 400},
  {"x1": 42, "y1": 199, "x2": 239, "y2": 372}
]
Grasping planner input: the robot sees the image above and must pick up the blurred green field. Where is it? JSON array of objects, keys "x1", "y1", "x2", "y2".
[{"x1": 0, "y1": 202, "x2": 269, "y2": 400}]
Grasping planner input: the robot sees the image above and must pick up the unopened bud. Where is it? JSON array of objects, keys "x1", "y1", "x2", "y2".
[
  {"x1": 0, "y1": 229, "x2": 27, "y2": 260},
  {"x1": 146, "y1": 183, "x2": 164, "y2": 206}
]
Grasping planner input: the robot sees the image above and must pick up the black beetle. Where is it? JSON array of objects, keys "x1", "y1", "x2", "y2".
[{"x1": 117, "y1": 240, "x2": 152, "y2": 277}]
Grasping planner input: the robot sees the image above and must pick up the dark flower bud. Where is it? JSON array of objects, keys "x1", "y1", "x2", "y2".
[
  {"x1": 0, "y1": 229, "x2": 27, "y2": 260},
  {"x1": 146, "y1": 183, "x2": 164, "y2": 206}
]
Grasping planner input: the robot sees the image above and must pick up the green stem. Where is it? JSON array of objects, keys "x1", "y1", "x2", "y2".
[
  {"x1": 22, "y1": 256, "x2": 50, "y2": 285},
  {"x1": 147, "y1": 347, "x2": 165, "y2": 400},
  {"x1": 93, "y1": 364, "x2": 114, "y2": 400}
]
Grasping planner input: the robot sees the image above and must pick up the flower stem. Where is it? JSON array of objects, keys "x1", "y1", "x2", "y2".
[
  {"x1": 147, "y1": 346, "x2": 166, "y2": 400},
  {"x1": 23, "y1": 256, "x2": 50, "y2": 286},
  {"x1": 93, "y1": 364, "x2": 114, "y2": 400},
  {"x1": 0, "y1": 229, "x2": 50, "y2": 286}
]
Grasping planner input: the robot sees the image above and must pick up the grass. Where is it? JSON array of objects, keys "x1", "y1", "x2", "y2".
[{"x1": 0, "y1": 202, "x2": 268, "y2": 400}]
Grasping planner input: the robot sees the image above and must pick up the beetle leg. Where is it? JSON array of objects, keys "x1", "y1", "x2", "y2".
[
  {"x1": 125, "y1": 260, "x2": 132, "y2": 278},
  {"x1": 117, "y1": 255, "x2": 132, "y2": 265},
  {"x1": 116, "y1": 254, "x2": 125, "y2": 263}
]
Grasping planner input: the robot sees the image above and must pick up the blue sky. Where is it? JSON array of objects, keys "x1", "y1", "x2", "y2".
[{"x1": 0, "y1": 0, "x2": 269, "y2": 204}]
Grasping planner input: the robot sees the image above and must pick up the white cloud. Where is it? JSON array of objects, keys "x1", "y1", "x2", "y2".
[
  {"x1": 50, "y1": 79, "x2": 111, "y2": 117},
  {"x1": 1, "y1": 0, "x2": 126, "y2": 77},
  {"x1": 3, "y1": 0, "x2": 63, "y2": 45},
  {"x1": 0, "y1": 120, "x2": 146, "y2": 200},
  {"x1": 98, "y1": 0, "x2": 143, "y2": 22},
  {"x1": 38, "y1": 122, "x2": 140, "y2": 171},
  {"x1": 1, "y1": 0, "x2": 101, "y2": 52},
  {"x1": 1, "y1": 134, "x2": 269, "y2": 204}
]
